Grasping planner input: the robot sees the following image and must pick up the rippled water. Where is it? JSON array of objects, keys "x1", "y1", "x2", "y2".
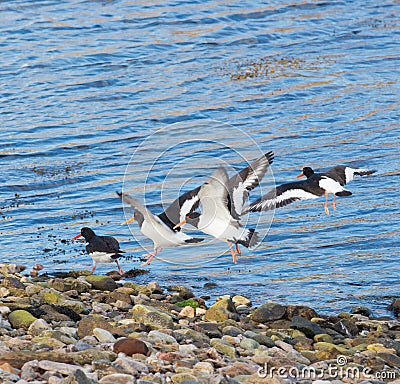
[{"x1": 1, "y1": 0, "x2": 399, "y2": 315}]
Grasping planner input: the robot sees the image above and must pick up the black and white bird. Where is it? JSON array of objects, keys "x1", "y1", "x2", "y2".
[
  {"x1": 72, "y1": 227, "x2": 125, "y2": 275},
  {"x1": 245, "y1": 165, "x2": 376, "y2": 215},
  {"x1": 174, "y1": 165, "x2": 265, "y2": 264},
  {"x1": 117, "y1": 192, "x2": 204, "y2": 266}
]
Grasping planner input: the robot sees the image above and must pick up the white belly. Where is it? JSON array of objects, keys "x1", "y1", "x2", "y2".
[
  {"x1": 319, "y1": 177, "x2": 344, "y2": 194},
  {"x1": 89, "y1": 252, "x2": 115, "y2": 263},
  {"x1": 141, "y1": 220, "x2": 191, "y2": 249},
  {"x1": 198, "y1": 216, "x2": 242, "y2": 242}
]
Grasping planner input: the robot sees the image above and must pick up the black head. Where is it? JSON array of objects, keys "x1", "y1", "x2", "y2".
[
  {"x1": 186, "y1": 212, "x2": 201, "y2": 227},
  {"x1": 296, "y1": 166, "x2": 315, "y2": 179},
  {"x1": 80, "y1": 227, "x2": 96, "y2": 240}
]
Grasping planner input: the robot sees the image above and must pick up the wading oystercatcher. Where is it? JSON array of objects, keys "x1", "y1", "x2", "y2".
[
  {"x1": 245, "y1": 165, "x2": 376, "y2": 215},
  {"x1": 72, "y1": 227, "x2": 125, "y2": 275},
  {"x1": 117, "y1": 192, "x2": 203, "y2": 266}
]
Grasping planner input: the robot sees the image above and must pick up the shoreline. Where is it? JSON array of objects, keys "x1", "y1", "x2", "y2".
[{"x1": 0, "y1": 263, "x2": 399, "y2": 384}]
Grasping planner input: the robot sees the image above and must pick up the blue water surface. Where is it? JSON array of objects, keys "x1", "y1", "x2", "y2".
[{"x1": 1, "y1": 0, "x2": 399, "y2": 315}]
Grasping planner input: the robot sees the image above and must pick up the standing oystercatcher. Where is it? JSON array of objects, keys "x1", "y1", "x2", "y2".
[
  {"x1": 174, "y1": 167, "x2": 260, "y2": 264},
  {"x1": 72, "y1": 227, "x2": 125, "y2": 275},
  {"x1": 245, "y1": 165, "x2": 376, "y2": 215},
  {"x1": 118, "y1": 192, "x2": 203, "y2": 265}
]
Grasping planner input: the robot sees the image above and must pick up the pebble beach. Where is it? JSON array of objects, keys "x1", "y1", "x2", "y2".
[{"x1": 1, "y1": 263, "x2": 400, "y2": 384}]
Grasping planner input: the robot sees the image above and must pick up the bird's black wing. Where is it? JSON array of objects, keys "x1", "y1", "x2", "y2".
[
  {"x1": 244, "y1": 178, "x2": 322, "y2": 213},
  {"x1": 227, "y1": 151, "x2": 274, "y2": 219},
  {"x1": 158, "y1": 186, "x2": 201, "y2": 230}
]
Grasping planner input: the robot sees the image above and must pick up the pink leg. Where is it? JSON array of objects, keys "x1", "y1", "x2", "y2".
[
  {"x1": 228, "y1": 241, "x2": 238, "y2": 264},
  {"x1": 324, "y1": 194, "x2": 330, "y2": 215},
  {"x1": 91, "y1": 262, "x2": 96, "y2": 274},
  {"x1": 235, "y1": 243, "x2": 242, "y2": 255},
  {"x1": 332, "y1": 194, "x2": 337, "y2": 211},
  {"x1": 115, "y1": 259, "x2": 124, "y2": 275},
  {"x1": 141, "y1": 248, "x2": 162, "y2": 266}
]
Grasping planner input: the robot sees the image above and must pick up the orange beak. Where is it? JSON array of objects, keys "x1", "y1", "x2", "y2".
[
  {"x1": 121, "y1": 216, "x2": 135, "y2": 225},
  {"x1": 296, "y1": 172, "x2": 304, "y2": 179},
  {"x1": 173, "y1": 218, "x2": 186, "y2": 230},
  {"x1": 72, "y1": 233, "x2": 82, "y2": 241}
]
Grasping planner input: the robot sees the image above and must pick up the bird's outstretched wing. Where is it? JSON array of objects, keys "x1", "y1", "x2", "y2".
[{"x1": 228, "y1": 151, "x2": 274, "y2": 218}]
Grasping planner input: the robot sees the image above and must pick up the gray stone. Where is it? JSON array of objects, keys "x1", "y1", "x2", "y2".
[
  {"x1": 27, "y1": 318, "x2": 51, "y2": 336},
  {"x1": 290, "y1": 316, "x2": 325, "y2": 338},
  {"x1": 115, "y1": 356, "x2": 148, "y2": 374},
  {"x1": 93, "y1": 328, "x2": 116, "y2": 343},
  {"x1": 64, "y1": 369, "x2": 98, "y2": 384},
  {"x1": 239, "y1": 337, "x2": 259, "y2": 351},
  {"x1": 38, "y1": 360, "x2": 84, "y2": 375},
  {"x1": 148, "y1": 330, "x2": 177, "y2": 344},
  {"x1": 85, "y1": 275, "x2": 117, "y2": 291},
  {"x1": 250, "y1": 302, "x2": 286, "y2": 323},
  {"x1": 377, "y1": 352, "x2": 400, "y2": 368},
  {"x1": 99, "y1": 373, "x2": 135, "y2": 384}
]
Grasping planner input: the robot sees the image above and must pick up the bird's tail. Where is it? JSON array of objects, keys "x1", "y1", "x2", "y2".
[
  {"x1": 184, "y1": 237, "x2": 204, "y2": 244},
  {"x1": 237, "y1": 228, "x2": 259, "y2": 248},
  {"x1": 336, "y1": 190, "x2": 352, "y2": 197},
  {"x1": 111, "y1": 253, "x2": 125, "y2": 260},
  {"x1": 354, "y1": 169, "x2": 377, "y2": 177}
]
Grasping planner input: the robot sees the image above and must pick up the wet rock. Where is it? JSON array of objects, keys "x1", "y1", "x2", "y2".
[
  {"x1": 99, "y1": 373, "x2": 135, "y2": 384},
  {"x1": 387, "y1": 298, "x2": 400, "y2": 317},
  {"x1": 289, "y1": 316, "x2": 325, "y2": 338},
  {"x1": 222, "y1": 325, "x2": 243, "y2": 337},
  {"x1": 210, "y1": 339, "x2": 236, "y2": 358},
  {"x1": 351, "y1": 305, "x2": 372, "y2": 317},
  {"x1": 85, "y1": 275, "x2": 117, "y2": 291},
  {"x1": 131, "y1": 304, "x2": 174, "y2": 330},
  {"x1": 167, "y1": 285, "x2": 194, "y2": 299},
  {"x1": 314, "y1": 342, "x2": 351, "y2": 356},
  {"x1": 285, "y1": 305, "x2": 318, "y2": 320},
  {"x1": 232, "y1": 295, "x2": 252, "y2": 307},
  {"x1": 8, "y1": 310, "x2": 38, "y2": 330},
  {"x1": 195, "y1": 322, "x2": 222, "y2": 338},
  {"x1": 250, "y1": 302, "x2": 286, "y2": 323},
  {"x1": 204, "y1": 297, "x2": 239, "y2": 322},
  {"x1": 252, "y1": 334, "x2": 275, "y2": 348},
  {"x1": 113, "y1": 338, "x2": 150, "y2": 356},
  {"x1": 147, "y1": 281, "x2": 163, "y2": 294},
  {"x1": 334, "y1": 318, "x2": 359, "y2": 337}
]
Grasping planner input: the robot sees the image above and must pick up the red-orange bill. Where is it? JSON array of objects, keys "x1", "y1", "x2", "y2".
[
  {"x1": 296, "y1": 172, "x2": 304, "y2": 179},
  {"x1": 72, "y1": 233, "x2": 82, "y2": 241}
]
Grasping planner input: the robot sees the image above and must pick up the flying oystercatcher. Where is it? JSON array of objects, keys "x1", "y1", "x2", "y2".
[
  {"x1": 174, "y1": 167, "x2": 260, "y2": 264},
  {"x1": 72, "y1": 227, "x2": 125, "y2": 275},
  {"x1": 245, "y1": 165, "x2": 376, "y2": 215},
  {"x1": 117, "y1": 191, "x2": 204, "y2": 266},
  {"x1": 176, "y1": 152, "x2": 274, "y2": 264}
]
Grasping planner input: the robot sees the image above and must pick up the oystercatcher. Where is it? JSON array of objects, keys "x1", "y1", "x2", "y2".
[
  {"x1": 121, "y1": 151, "x2": 273, "y2": 264},
  {"x1": 174, "y1": 167, "x2": 261, "y2": 264},
  {"x1": 117, "y1": 192, "x2": 204, "y2": 266},
  {"x1": 245, "y1": 165, "x2": 376, "y2": 215},
  {"x1": 72, "y1": 227, "x2": 125, "y2": 275}
]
